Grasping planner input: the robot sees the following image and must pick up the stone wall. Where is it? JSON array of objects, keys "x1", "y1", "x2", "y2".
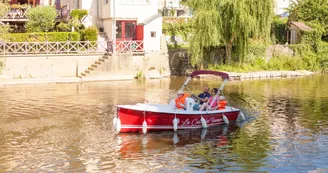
[
  {"x1": 0, "y1": 55, "x2": 101, "y2": 79},
  {"x1": 0, "y1": 53, "x2": 171, "y2": 80},
  {"x1": 168, "y1": 49, "x2": 194, "y2": 76},
  {"x1": 86, "y1": 53, "x2": 171, "y2": 79}
]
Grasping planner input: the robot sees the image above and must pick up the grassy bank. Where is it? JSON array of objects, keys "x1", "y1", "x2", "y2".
[
  {"x1": 206, "y1": 42, "x2": 328, "y2": 73},
  {"x1": 208, "y1": 56, "x2": 324, "y2": 73}
]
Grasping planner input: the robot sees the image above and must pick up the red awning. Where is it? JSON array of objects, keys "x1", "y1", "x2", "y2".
[{"x1": 189, "y1": 70, "x2": 229, "y2": 79}]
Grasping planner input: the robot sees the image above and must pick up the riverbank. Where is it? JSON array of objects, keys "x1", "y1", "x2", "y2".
[
  {"x1": 0, "y1": 70, "x2": 316, "y2": 86},
  {"x1": 226, "y1": 70, "x2": 315, "y2": 80}
]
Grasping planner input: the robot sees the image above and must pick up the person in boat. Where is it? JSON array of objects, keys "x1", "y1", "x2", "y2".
[
  {"x1": 218, "y1": 96, "x2": 228, "y2": 110},
  {"x1": 199, "y1": 88, "x2": 219, "y2": 111},
  {"x1": 175, "y1": 90, "x2": 189, "y2": 110},
  {"x1": 192, "y1": 86, "x2": 211, "y2": 110}
]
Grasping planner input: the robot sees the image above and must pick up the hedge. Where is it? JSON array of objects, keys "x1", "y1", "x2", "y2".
[
  {"x1": 81, "y1": 27, "x2": 98, "y2": 41},
  {"x1": 5, "y1": 32, "x2": 81, "y2": 42}
]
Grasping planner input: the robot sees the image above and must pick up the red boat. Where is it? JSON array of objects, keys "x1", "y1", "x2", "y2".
[{"x1": 114, "y1": 70, "x2": 245, "y2": 133}]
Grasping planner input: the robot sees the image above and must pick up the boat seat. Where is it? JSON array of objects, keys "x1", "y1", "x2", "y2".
[
  {"x1": 168, "y1": 97, "x2": 195, "y2": 111},
  {"x1": 185, "y1": 97, "x2": 195, "y2": 111}
]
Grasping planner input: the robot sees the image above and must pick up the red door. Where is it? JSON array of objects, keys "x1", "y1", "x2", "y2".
[{"x1": 116, "y1": 20, "x2": 136, "y2": 52}]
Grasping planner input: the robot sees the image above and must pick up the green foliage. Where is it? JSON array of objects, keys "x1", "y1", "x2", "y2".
[
  {"x1": 0, "y1": 24, "x2": 11, "y2": 41},
  {"x1": 287, "y1": 0, "x2": 328, "y2": 36},
  {"x1": 209, "y1": 41, "x2": 328, "y2": 72},
  {"x1": 25, "y1": 6, "x2": 57, "y2": 32},
  {"x1": 267, "y1": 55, "x2": 305, "y2": 70},
  {"x1": 301, "y1": 30, "x2": 322, "y2": 46},
  {"x1": 163, "y1": 18, "x2": 193, "y2": 48},
  {"x1": 0, "y1": 2, "x2": 10, "y2": 17},
  {"x1": 135, "y1": 71, "x2": 144, "y2": 79},
  {"x1": 81, "y1": 27, "x2": 98, "y2": 41},
  {"x1": 247, "y1": 44, "x2": 267, "y2": 57},
  {"x1": 70, "y1": 9, "x2": 88, "y2": 21},
  {"x1": 56, "y1": 22, "x2": 71, "y2": 32},
  {"x1": 69, "y1": 17, "x2": 84, "y2": 32},
  {"x1": 209, "y1": 56, "x2": 305, "y2": 72},
  {"x1": 187, "y1": 0, "x2": 274, "y2": 66},
  {"x1": 287, "y1": 44, "x2": 312, "y2": 55},
  {"x1": 5, "y1": 32, "x2": 80, "y2": 42},
  {"x1": 271, "y1": 16, "x2": 288, "y2": 44}
]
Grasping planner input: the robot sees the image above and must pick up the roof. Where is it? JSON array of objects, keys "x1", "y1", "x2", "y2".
[
  {"x1": 290, "y1": 21, "x2": 313, "y2": 31},
  {"x1": 82, "y1": 15, "x2": 92, "y2": 22},
  {"x1": 139, "y1": 13, "x2": 162, "y2": 25}
]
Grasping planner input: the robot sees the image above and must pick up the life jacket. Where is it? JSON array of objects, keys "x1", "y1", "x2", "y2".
[
  {"x1": 175, "y1": 93, "x2": 189, "y2": 109},
  {"x1": 218, "y1": 100, "x2": 227, "y2": 110}
]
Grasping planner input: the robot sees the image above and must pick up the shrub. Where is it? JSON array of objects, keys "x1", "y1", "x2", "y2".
[
  {"x1": 25, "y1": 6, "x2": 57, "y2": 32},
  {"x1": 81, "y1": 27, "x2": 98, "y2": 41},
  {"x1": 70, "y1": 9, "x2": 88, "y2": 20},
  {"x1": 0, "y1": 24, "x2": 11, "y2": 41},
  {"x1": 0, "y1": 2, "x2": 9, "y2": 17},
  {"x1": 56, "y1": 22, "x2": 71, "y2": 32},
  {"x1": 6, "y1": 32, "x2": 81, "y2": 42},
  {"x1": 271, "y1": 16, "x2": 288, "y2": 44}
]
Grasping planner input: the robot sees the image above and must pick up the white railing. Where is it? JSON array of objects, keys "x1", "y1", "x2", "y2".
[
  {"x1": 0, "y1": 40, "x2": 145, "y2": 55},
  {"x1": 0, "y1": 41, "x2": 109, "y2": 55},
  {"x1": 115, "y1": 40, "x2": 144, "y2": 53}
]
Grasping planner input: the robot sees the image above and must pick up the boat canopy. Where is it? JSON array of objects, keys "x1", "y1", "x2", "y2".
[{"x1": 189, "y1": 70, "x2": 229, "y2": 80}]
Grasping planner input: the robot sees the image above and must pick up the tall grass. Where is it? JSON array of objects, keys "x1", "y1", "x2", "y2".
[{"x1": 209, "y1": 54, "x2": 322, "y2": 72}]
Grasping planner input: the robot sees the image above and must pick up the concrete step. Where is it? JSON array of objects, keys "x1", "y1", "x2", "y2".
[
  {"x1": 91, "y1": 64, "x2": 97, "y2": 68},
  {"x1": 85, "y1": 70, "x2": 91, "y2": 73},
  {"x1": 88, "y1": 67, "x2": 94, "y2": 71},
  {"x1": 102, "y1": 56, "x2": 109, "y2": 59},
  {"x1": 81, "y1": 73, "x2": 87, "y2": 77},
  {"x1": 99, "y1": 58, "x2": 105, "y2": 62},
  {"x1": 95, "y1": 61, "x2": 102, "y2": 65}
]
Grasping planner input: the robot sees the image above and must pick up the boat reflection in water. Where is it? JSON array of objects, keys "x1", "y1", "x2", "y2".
[{"x1": 117, "y1": 123, "x2": 242, "y2": 159}]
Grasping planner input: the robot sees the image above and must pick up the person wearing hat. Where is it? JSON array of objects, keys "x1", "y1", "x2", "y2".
[{"x1": 175, "y1": 90, "x2": 189, "y2": 110}]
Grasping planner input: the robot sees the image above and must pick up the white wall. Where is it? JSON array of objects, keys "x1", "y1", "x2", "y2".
[
  {"x1": 114, "y1": 0, "x2": 159, "y2": 22},
  {"x1": 275, "y1": 0, "x2": 291, "y2": 15},
  {"x1": 143, "y1": 16, "x2": 162, "y2": 52}
]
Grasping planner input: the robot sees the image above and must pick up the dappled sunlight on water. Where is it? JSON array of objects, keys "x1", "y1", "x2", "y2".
[{"x1": 0, "y1": 75, "x2": 328, "y2": 172}]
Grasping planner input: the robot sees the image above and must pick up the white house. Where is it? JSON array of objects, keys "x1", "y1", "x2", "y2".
[{"x1": 76, "y1": 0, "x2": 162, "y2": 53}]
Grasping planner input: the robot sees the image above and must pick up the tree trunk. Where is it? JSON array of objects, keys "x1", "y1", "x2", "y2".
[
  {"x1": 225, "y1": 43, "x2": 232, "y2": 65},
  {"x1": 225, "y1": 36, "x2": 234, "y2": 65}
]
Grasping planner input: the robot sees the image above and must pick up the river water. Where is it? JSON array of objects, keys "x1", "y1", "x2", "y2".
[{"x1": 0, "y1": 74, "x2": 328, "y2": 173}]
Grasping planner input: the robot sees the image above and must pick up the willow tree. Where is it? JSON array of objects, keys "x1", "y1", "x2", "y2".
[{"x1": 187, "y1": 0, "x2": 274, "y2": 66}]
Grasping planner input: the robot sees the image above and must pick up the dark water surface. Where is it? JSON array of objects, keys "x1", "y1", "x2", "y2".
[{"x1": 0, "y1": 74, "x2": 328, "y2": 172}]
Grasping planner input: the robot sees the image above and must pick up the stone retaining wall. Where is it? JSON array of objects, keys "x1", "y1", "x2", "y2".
[{"x1": 0, "y1": 53, "x2": 170, "y2": 80}]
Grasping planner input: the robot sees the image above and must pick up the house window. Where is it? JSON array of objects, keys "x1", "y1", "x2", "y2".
[
  {"x1": 150, "y1": 31, "x2": 156, "y2": 38},
  {"x1": 116, "y1": 21, "x2": 136, "y2": 40}
]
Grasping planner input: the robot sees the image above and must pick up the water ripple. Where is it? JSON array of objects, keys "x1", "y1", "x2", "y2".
[{"x1": 1, "y1": 75, "x2": 328, "y2": 172}]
